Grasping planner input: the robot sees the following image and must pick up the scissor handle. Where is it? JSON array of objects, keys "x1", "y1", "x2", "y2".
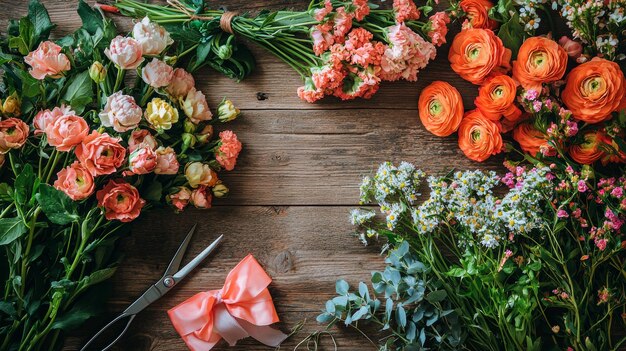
[{"x1": 80, "y1": 313, "x2": 136, "y2": 351}]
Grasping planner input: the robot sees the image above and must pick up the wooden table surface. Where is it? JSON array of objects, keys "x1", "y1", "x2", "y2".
[{"x1": 3, "y1": 1, "x2": 502, "y2": 350}]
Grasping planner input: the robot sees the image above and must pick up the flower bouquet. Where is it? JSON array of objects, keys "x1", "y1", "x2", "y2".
[
  {"x1": 0, "y1": 1, "x2": 241, "y2": 349},
  {"x1": 113, "y1": 0, "x2": 453, "y2": 102}
]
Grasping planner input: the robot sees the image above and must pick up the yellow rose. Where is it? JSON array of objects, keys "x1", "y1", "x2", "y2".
[
  {"x1": 184, "y1": 162, "x2": 217, "y2": 188},
  {"x1": 217, "y1": 99, "x2": 240, "y2": 122},
  {"x1": 2, "y1": 94, "x2": 21, "y2": 117},
  {"x1": 145, "y1": 98, "x2": 179, "y2": 131}
]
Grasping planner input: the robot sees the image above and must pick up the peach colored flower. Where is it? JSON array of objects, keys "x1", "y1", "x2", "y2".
[
  {"x1": 24, "y1": 41, "x2": 70, "y2": 79},
  {"x1": 105, "y1": 36, "x2": 144, "y2": 69},
  {"x1": 512, "y1": 37, "x2": 568, "y2": 91},
  {"x1": 418, "y1": 81, "x2": 464, "y2": 137},
  {"x1": 333, "y1": 7, "x2": 353, "y2": 41},
  {"x1": 460, "y1": 0, "x2": 497, "y2": 29},
  {"x1": 154, "y1": 146, "x2": 179, "y2": 175},
  {"x1": 190, "y1": 186, "x2": 212, "y2": 209},
  {"x1": 393, "y1": 0, "x2": 420, "y2": 22},
  {"x1": 166, "y1": 68, "x2": 195, "y2": 98},
  {"x1": 168, "y1": 187, "x2": 192, "y2": 211},
  {"x1": 54, "y1": 161, "x2": 94, "y2": 200},
  {"x1": 0, "y1": 118, "x2": 29, "y2": 154},
  {"x1": 99, "y1": 92, "x2": 142, "y2": 132},
  {"x1": 33, "y1": 105, "x2": 74, "y2": 135},
  {"x1": 216, "y1": 130, "x2": 242, "y2": 171},
  {"x1": 184, "y1": 162, "x2": 218, "y2": 188},
  {"x1": 96, "y1": 179, "x2": 145, "y2": 222},
  {"x1": 475, "y1": 74, "x2": 521, "y2": 121},
  {"x1": 428, "y1": 12, "x2": 450, "y2": 47},
  {"x1": 449, "y1": 28, "x2": 511, "y2": 85},
  {"x1": 562, "y1": 58, "x2": 626, "y2": 123},
  {"x1": 128, "y1": 129, "x2": 158, "y2": 152},
  {"x1": 558, "y1": 36, "x2": 582, "y2": 59},
  {"x1": 75, "y1": 131, "x2": 126, "y2": 176},
  {"x1": 141, "y1": 58, "x2": 174, "y2": 88},
  {"x1": 458, "y1": 109, "x2": 503, "y2": 162},
  {"x1": 128, "y1": 147, "x2": 157, "y2": 175},
  {"x1": 182, "y1": 88, "x2": 212, "y2": 124},
  {"x1": 512, "y1": 122, "x2": 549, "y2": 156},
  {"x1": 132, "y1": 17, "x2": 173, "y2": 56},
  {"x1": 45, "y1": 115, "x2": 89, "y2": 152}
]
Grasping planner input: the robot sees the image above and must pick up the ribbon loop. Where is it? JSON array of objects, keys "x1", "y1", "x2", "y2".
[{"x1": 168, "y1": 255, "x2": 287, "y2": 351}]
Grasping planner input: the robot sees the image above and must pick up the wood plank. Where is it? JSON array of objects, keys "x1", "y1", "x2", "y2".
[
  {"x1": 64, "y1": 206, "x2": 386, "y2": 350},
  {"x1": 4, "y1": 1, "x2": 478, "y2": 111}
]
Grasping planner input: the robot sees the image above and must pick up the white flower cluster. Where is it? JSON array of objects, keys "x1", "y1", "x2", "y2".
[
  {"x1": 354, "y1": 162, "x2": 554, "y2": 249},
  {"x1": 514, "y1": 0, "x2": 547, "y2": 33}
]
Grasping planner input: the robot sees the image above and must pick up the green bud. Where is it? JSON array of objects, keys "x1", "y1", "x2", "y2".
[
  {"x1": 196, "y1": 125, "x2": 214, "y2": 144},
  {"x1": 89, "y1": 61, "x2": 106, "y2": 83},
  {"x1": 181, "y1": 133, "x2": 197, "y2": 152},
  {"x1": 212, "y1": 183, "x2": 229, "y2": 198},
  {"x1": 183, "y1": 119, "x2": 197, "y2": 134},
  {"x1": 217, "y1": 99, "x2": 240, "y2": 122},
  {"x1": 217, "y1": 45, "x2": 233, "y2": 60}
]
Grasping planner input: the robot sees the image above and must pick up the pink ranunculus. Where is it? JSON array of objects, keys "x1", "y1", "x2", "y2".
[
  {"x1": 190, "y1": 185, "x2": 212, "y2": 209},
  {"x1": 0, "y1": 118, "x2": 29, "y2": 154},
  {"x1": 182, "y1": 88, "x2": 212, "y2": 124},
  {"x1": 128, "y1": 129, "x2": 158, "y2": 153},
  {"x1": 132, "y1": 17, "x2": 173, "y2": 56},
  {"x1": 54, "y1": 161, "x2": 95, "y2": 200},
  {"x1": 96, "y1": 179, "x2": 145, "y2": 222},
  {"x1": 75, "y1": 131, "x2": 126, "y2": 176},
  {"x1": 99, "y1": 92, "x2": 143, "y2": 132},
  {"x1": 154, "y1": 146, "x2": 179, "y2": 175},
  {"x1": 215, "y1": 130, "x2": 242, "y2": 171},
  {"x1": 141, "y1": 58, "x2": 174, "y2": 88},
  {"x1": 33, "y1": 104, "x2": 74, "y2": 135},
  {"x1": 45, "y1": 115, "x2": 89, "y2": 152},
  {"x1": 24, "y1": 41, "x2": 71, "y2": 79},
  {"x1": 128, "y1": 147, "x2": 157, "y2": 175},
  {"x1": 166, "y1": 68, "x2": 195, "y2": 98},
  {"x1": 105, "y1": 36, "x2": 144, "y2": 70},
  {"x1": 558, "y1": 36, "x2": 582, "y2": 59},
  {"x1": 168, "y1": 187, "x2": 192, "y2": 211}
]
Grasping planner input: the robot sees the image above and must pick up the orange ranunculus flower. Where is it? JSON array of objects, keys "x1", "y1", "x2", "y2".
[
  {"x1": 458, "y1": 109, "x2": 503, "y2": 162},
  {"x1": 512, "y1": 37, "x2": 568, "y2": 92},
  {"x1": 475, "y1": 74, "x2": 521, "y2": 121},
  {"x1": 449, "y1": 28, "x2": 511, "y2": 85},
  {"x1": 562, "y1": 58, "x2": 626, "y2": 124},
  {"x1": 418, "y1": 81, "x2": 464, "y2": 137},
  {"x1": 569, "y1": 130, "x2": 605, "y2": 164},
  {"x1": 601, "y1": 135, "x2": 626, "y2": 164},
  {"x1": 460, "y1": 0, "x2": 498, "y2": 30},
  {"x1": 512, "y1": 122, "x2": 548, "y2": 156}
]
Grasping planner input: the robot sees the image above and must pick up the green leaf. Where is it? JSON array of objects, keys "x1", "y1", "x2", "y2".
[
  {"x1": 426, "y1": 290, "x2": 447, "y2": 303},
  {"x1": 396, "y1": 304, "x2": 407, "y2": 328},
  {"x1": 14, "y1": 164, "x2": 35, "y2": 205},
  {"x1": 79, "y1": 267, "x2": 117, "y2": 289},
  {"x1": 335, "y1": 280, "x2": 349, "y2": 295},
  {"x1": 0, "y1": 218, "x2": 28, "y2": 246},
  {"x1": 28, "y1": 0, "x2": 55, "y2": 46},
  {"x1": 497, "y1": 14, "x2": 525, "y2": 58},
  {"x1": 143, "y1": 180, "x2": 163, "y2": 202},
  {"x1": 77, "y1": 0, "x2": 103, "y2": 34},
  {"x1": 51, "y1": 287, "x2": 108, "y2": 331},
  {"x1": 35, "y1": 184, "x2": 79, "y2": 225},
  {"x1": 61, "y1": 70, "x2": 93, "y2": 114},
  {"x1": 0, "y1": 183, "x2": 13, "y2": 202},
  {"x1": 0, "y1": 301, "x2": 16, "y2": 317},
  {"x1": 351, "y1": 306, "x2": 369, "y2": 321}
]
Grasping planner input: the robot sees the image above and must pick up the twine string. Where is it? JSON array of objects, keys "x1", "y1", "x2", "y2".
[{"x1": 166, "y1": 0, "x2": 237, "y2": 33}]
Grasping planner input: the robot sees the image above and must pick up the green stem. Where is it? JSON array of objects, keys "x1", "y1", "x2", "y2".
[
  {"x1": 113, "y1": 65, "x2": 124, "y2": 92},
  {"x1": 17, "y1": 207, "x2": 41, "y2": 312}
]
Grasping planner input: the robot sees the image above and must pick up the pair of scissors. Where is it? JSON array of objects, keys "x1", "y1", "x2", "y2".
[{"x1": 80, "y1": 225, "x2": 223, "y2": 351}]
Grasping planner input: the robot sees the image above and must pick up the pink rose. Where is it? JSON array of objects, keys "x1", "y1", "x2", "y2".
[
  {"x1": 45, "y1": 115, "x2": 89, "y2": 152},
  {"x1": 96, "y1": 179, "x2": 145, "y2": 222},
  {"x1": 184, "y1": 162, "x2": 218, "y2": 188},
  {"x1": 128, "y1": 129, "x2": 158, "y2": 153},
  {"x1": 215, "y1": 130, "x2": 242, "y2": 171},
  {"x1": 24, "y1": 41, "x2": 70, "y2": 79},
  {"x1": 75, "y1": 131, "x2": 126, "y2": 176},
  {"x1": 154, "y1": 146, "x2": 179, "y2": 175},
  {"x1": 166, "y1": 68, "x2": 195, "y2": 98},
  {"x1": 0, "y1": 118, "x2": 30, "y2": 153},
  {"x1": 99, "y1": 92, "x2": 142, "y2": 132},
  {"x1": 190, "y1": 186, "x2": 212, "y2": 209},
  {"x1": 54, "y1": 161, "x2": 95, "y2": 200},
  {"x1": 105, "y1": 36, "x2": 144, "y2": 70},
  {"x1": 141, "y1": 58, "x2": 174, "y2": 88},
  {"x1": 182, "y1": 88, "x2": 212, "y2": 124},
  {"x1": 168, "y1": 187, "x2": 191, "y2": 211},
  {"x1": 128, "y1": 147, "x2": 157, "y2": 175},
  {"x1": 558, "y1": 36, "x2": 582, "y2": 59},
  {"x1": 132, "y1": 17, "x2": 173, "y2": 56},
  {"x1": 33, "y1": 104, "x2": 74, "y2": 135}
]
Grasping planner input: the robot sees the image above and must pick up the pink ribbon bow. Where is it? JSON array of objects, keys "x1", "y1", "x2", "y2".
[{"x1": 168, "y1": 254, "x2": 288, "y2": 350}]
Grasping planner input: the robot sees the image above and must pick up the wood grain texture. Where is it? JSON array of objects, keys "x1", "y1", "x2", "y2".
[{"x1": 2, "y1": 1, "x2": 502, "y2": 350}]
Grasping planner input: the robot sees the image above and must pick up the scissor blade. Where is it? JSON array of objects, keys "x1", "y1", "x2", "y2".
[
  {"x1": 173, "y1": 235, "x2": 223, "y2": 282},
  {"x1": 163, "y1": 224, "x2": 197, "y2": 277}
]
